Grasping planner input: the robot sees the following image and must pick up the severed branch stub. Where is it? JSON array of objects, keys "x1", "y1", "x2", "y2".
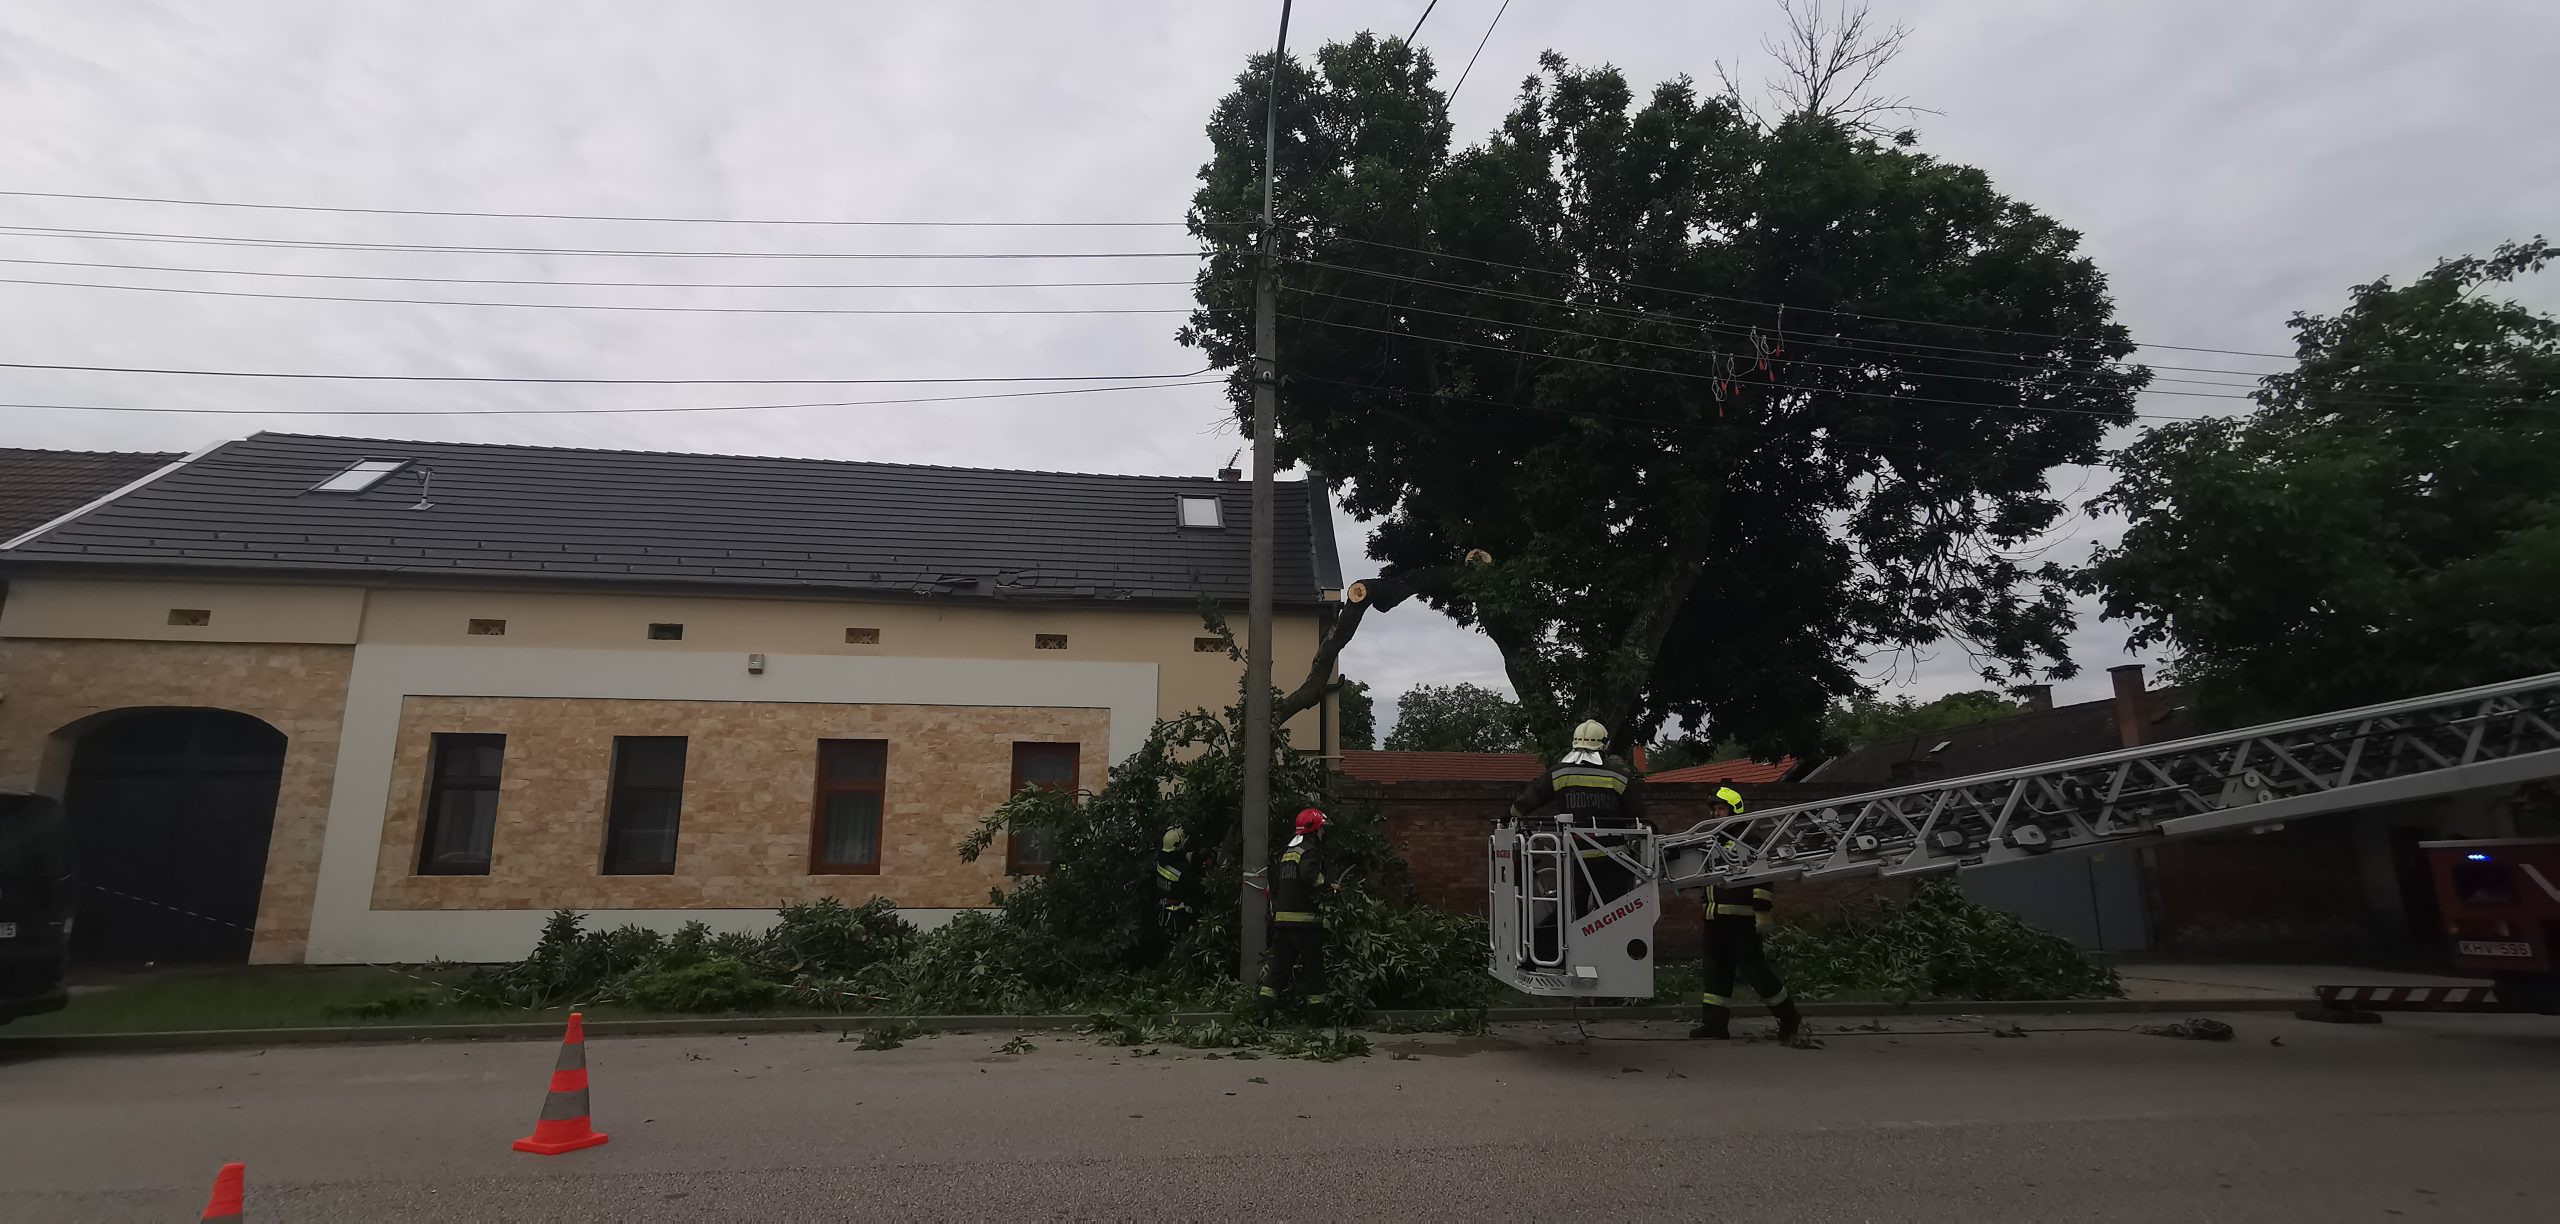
[{"x1": 1273, "y1": 552, "x2": 1491, "y2": 725}]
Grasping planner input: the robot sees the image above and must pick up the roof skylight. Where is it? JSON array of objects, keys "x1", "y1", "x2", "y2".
[
  {"x1": 311, "y1": 458, "x2": 409, "y2": 494},
  {"x1": 1177, "y1": 495, "x2": 1224, "y2": 529}
]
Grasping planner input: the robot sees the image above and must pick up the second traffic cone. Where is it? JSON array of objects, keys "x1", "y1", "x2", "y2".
[
  {"x1": 199, "y1": 1161, "x2": 246, "y2": 1221},
  {"x1": 513, "y1": 1011, "x2": 609, "y2": 1155}
]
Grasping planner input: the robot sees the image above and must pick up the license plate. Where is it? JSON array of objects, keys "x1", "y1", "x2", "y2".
[
  {"x1": 2457, "y1": 939, "x2": 2534, "y2": 958},
  {"x1": 0, "y1": 923, "x2": 14, "y2": 940}
]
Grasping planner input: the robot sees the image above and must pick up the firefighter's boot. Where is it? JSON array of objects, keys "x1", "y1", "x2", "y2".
[
  {"x1": 1771, "y1": 994, "x2": 1804, "y2": 1044},
  {"x1": 1688, "y1": 1001, "x2": 1732, "y2": 1040}
]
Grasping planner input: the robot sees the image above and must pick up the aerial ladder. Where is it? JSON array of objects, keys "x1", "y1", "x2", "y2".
[{"x1": 1490, "y1": 670, "x2": 2560, "y2": 1007}]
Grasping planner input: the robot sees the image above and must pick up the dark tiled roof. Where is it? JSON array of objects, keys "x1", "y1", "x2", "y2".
[
  {"x1": 1, "y1": 433, "x2": 1341, "y2": 606},
  {"x1": 1803, "y1": 688, "x2": 2207, "y2": 786},
  {"x1": 1648, "y1": 756, "x2": 1801, "y2": 785},
  {"x1": 0, "y1": 448, "x2": 179, "y2": 542},
  {"x1": 1336, "y1": 751, "x2": 1546, "y2": 782}
]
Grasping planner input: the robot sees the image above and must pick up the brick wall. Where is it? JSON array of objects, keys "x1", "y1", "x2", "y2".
[
  {"x1": 0, "y1": 638, "x2": 353, "y2": 964},
  {"x1": 372, "y1": 695, "x2": 1110, "y2": 912},
  {"x1": 1340, "y1": 776, "x2": 1888, "y2": 962}
]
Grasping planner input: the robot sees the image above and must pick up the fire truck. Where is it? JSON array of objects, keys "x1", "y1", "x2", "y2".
[{"x1": 1490, "y1": 671, "x2": 2560, "y2": 1014}]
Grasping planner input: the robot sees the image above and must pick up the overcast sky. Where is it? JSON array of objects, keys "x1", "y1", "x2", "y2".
[{"x1": 4, "y1": 1, "x2": 2554, "y2": 743}]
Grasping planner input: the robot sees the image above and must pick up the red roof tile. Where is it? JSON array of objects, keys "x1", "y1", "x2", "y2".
[
  {"x1": 0, "y1": 448, "x2": 178, "y2": 542},
  {"x1": 1647, "y1": 756, "x2": 1799, "y2": 785},
  {"x1": 1335, "y1": 751, "x2": 1545, "y2": 782}
]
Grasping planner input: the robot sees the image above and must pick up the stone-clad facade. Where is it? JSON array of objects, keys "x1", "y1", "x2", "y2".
[
  {"x1": 0, "y1": 638, "x2": 353, "y2": 962},
  {"x1": 369, "y1": 696, "x2": 1108, "y2": 913}
]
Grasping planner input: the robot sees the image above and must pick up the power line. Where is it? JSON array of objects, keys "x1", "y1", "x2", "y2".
[
  {"x1": 0, "y1": 360, "x2": 1214, "y2": 387},
  {"x1": 0, "y1": 188, "x2": 1204, "y2": 229},
  {"x1": 0, "y1": 224, "x2": 1206, "y2": 261},
  {"x1": 1290, "y1": 257, "x2": 2518, "y2": 396},
  {"x1": 1281, "y1": 281, "x2": 2249, "y2": 400},
  {"x1": 1407, "y1": 0, "x2": 1441, "y2": 42},
  {"x1": 1447, "y1": 0, "x2": 1512, "y2": 103},
  {"x1": 0, "y1": 255, "x2": 1199, "y2": 290},
  {"x1": 0, "y1": 377, "x2": 1224, "y2": 418},
  {"x1": 1325, "y1": 234, "x2": 2305, "y2": 361},
  {"x1": 1279, "y1": 311, "x2": 2552, "y2": 431},
  {"x1": 0, "y1": 275, "x2": 1206, "y2": 317},
  {"x1": 1278, "y1": 282, "x2": 2545, "y2": 413}
]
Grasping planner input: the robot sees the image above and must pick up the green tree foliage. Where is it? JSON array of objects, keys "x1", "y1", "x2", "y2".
[
  {"x1": 1382, "y1": 681, "x2": 1531, "y2": 752},
  {"x1": 1825, "y1": 688, "x2": 2022, "y2": 748},
  {"x1": 1183, "y1": 35, "x2": 2141, "y2": 758},
  {"x1": 1338, "y1": 676, "x2": 1378, "y2": 750},
  {"x1": 2086, "y1": 239, "x2": 2560, "y2": 719}
]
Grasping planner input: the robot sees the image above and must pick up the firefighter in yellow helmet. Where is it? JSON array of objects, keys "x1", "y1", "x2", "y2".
[
  {"x1": 1508, "y1": 719, "x2": 1651, "y2": 919},
  {"x1": 1692, "y1": 782, "x2": 1803, "y2": 1043}
]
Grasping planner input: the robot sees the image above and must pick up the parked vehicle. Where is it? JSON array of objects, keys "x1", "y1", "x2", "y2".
[{"x1": 0, "y1": 789, "x2": 73, "y2": 1025}]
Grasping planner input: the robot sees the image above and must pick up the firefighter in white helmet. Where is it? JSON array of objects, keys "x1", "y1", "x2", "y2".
[{"x1": 1508, "y1": 719, "x2": 1651, "y2": 919}]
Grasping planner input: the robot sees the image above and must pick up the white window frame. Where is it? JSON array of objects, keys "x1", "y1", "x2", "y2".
[
  {"x1": 1176, "y1": 495, "x2": 1224, "y2": 529},
  {"x1": 309, "y1": 458, "x2": 410, "y2": 494}
]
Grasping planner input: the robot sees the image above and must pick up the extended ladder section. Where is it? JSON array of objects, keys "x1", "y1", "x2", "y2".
[
  {"x1": 1488, "y1": 671, "x2": 2560, "y2": 998},
  {"x1": 1658, "y1": 670, "x2": 2560, "y2": 894}
]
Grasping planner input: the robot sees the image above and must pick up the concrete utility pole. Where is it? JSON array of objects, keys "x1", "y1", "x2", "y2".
[{"x1": 1239, "y1": 0, "x2": 1292, "y2": 986}]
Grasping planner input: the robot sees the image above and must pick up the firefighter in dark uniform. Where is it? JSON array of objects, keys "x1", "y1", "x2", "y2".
[
  {"x1": 1156, "y1": 821, "x2": 1204, "y2": 942},
  {"x1": 1692, "y1": 784, "x2": 1803, "y2": 1042},
  {"x1": 1257, "y1": 808, "x2": 1333, "y2": 1021},
  {"x1": 1508, "y1": 719, "x2": 1651, "y2": 918}
]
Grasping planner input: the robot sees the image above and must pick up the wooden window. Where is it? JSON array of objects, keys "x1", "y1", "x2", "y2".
[
  {"x1": 468, "y1": 618, "x2": 507, "y2": 636},
  {"x1": 812, "y1": 739, "x2": 887, "y2": 874},
  {"x1": 602, "y1": 736, "x2": 688, "y2": 874},
  {"x1": 1035, "y1": 633, "x2": 1068, "y2": 650},
  {"x1": 648, "y1": 623, "x2": 685, "y2": 641},
  {"x1": 418, "y1": 733, "x2": 504, "y2": 875},
  {"x1": 1006, "y1": 742, "x2": 1080, "y2": 875},
  {"x1": 845, "y1": 627, "x2": 881, "y2": 645},
  {"x1": 167, "y1": 608, "x2": 210, "y2": 626}
]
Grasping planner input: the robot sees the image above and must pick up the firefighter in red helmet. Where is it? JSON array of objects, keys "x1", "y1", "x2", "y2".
[{"x1": 1258, "y1": 808, "x2": 1335, "y2": 1021}]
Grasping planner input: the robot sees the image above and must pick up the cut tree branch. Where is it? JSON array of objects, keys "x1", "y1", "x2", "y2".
[{"x1": 1273, "y1": 564, "x2": 1468, "y2": 724}]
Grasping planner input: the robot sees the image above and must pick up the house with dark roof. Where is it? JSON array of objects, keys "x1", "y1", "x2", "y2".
[{"x1": 0, "y1": 433, "x2": 1345, "y2": 966}]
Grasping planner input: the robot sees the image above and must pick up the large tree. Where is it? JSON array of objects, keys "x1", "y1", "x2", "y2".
[
  {"x1": 1383, "y1": 682, "x2": 1531, "y2": 753},
  {"x1": 1184, "y1": 33, "x2": 2142, "y2": 757},
  {"x1": 2086, "y1": 239, "x2": 2560, "y2": 720}
]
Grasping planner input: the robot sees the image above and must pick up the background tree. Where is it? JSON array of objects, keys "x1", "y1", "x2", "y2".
[
  {"x1": 1185, "y1": 31, "x2": 2142, "y2": 759},
  {"x1": 1383, "y1": 682, "x2": 1532, "y2": 753},
  {"x1": 1824, "y1": 689, "x2": 2022, "y2": 747},
  {"x1": 2086, "y1": 239, "x2": 2559, "y2": 720},
  {"x1": 1337, "y1": 677, "x2": 1377, "y2": 750}
]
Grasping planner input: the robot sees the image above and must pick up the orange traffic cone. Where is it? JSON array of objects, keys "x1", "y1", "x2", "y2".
[
  {"x1": 199, "y1": 1161, "x2": 246, "y2": 1221},
  {"x1": 512, "y1": 1012, "x2": 610, "y2": 1155}
]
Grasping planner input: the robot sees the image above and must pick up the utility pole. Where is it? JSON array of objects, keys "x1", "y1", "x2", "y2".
[{"x1": 1239, "y1": 0, "x2": 1293, "y2": 987}]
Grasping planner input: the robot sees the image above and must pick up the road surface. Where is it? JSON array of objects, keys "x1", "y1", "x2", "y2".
[{"x1": 3, "y1": 1010, "x2": 2556, "y2": 1220}]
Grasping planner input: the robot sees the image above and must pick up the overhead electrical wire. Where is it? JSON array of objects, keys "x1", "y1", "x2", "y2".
[
  {"x1": 0, "y1": 276, "x2": 1207, "y2": 316},
  {"x1": 1276, "y1": 282, "x2": 2543, "y2": 413},
  {"x1": 1406, "y1": 0, "x2": 1440, "y2": 43},
  {"x1": 0, "y1": 256, "x2": 1199, "y2": 290},
  {"x1": 1290, "y1": 257, "x2": 2519, "y2": 395},
  {"x1": 0, "y1": 188, "x2": 1211, "y2": 228},
  {"x1": 0, "y1": 376, "x2": 1225, "y2": 418},
  {"x1": 0, "y1": 224, "x2": 1207, "y2": 260},
  {"x1": 1447, "y1": 0, "x2": 1512, "y2": 103},
  {"x1": 1323, "y1": 234, "x2": 2306, "y2": 360},
  {"x1": 0, "y1": 360, "x2": 1216, "y2": 386},
  {"x1": 1273, "y1": 311, "x2": 2551, "y2": 431}
]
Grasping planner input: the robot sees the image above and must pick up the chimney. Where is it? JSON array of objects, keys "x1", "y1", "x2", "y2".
[
  {"x1": 2109, "y1": 664, "x2": 2150, "y2": 749},
  {"x1": 1217, "y1": 466, "x2": 1242, "y2": 481},
  {"x1": 2017, "y1": 684, "x2": 2053, "y2": 713},
  {"x1": 1631, "y1": 743, "x2": 1648, "y2": 772}
]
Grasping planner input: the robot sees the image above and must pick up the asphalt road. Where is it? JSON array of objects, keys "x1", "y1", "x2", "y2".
[{"x1": 3, "y1": 1011, "x2": 2556, "y2": 1221}]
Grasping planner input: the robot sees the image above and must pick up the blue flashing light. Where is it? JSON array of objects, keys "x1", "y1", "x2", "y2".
[{"x1": 2465, "y1": 853, "x2": 2493, "y2": 861}]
